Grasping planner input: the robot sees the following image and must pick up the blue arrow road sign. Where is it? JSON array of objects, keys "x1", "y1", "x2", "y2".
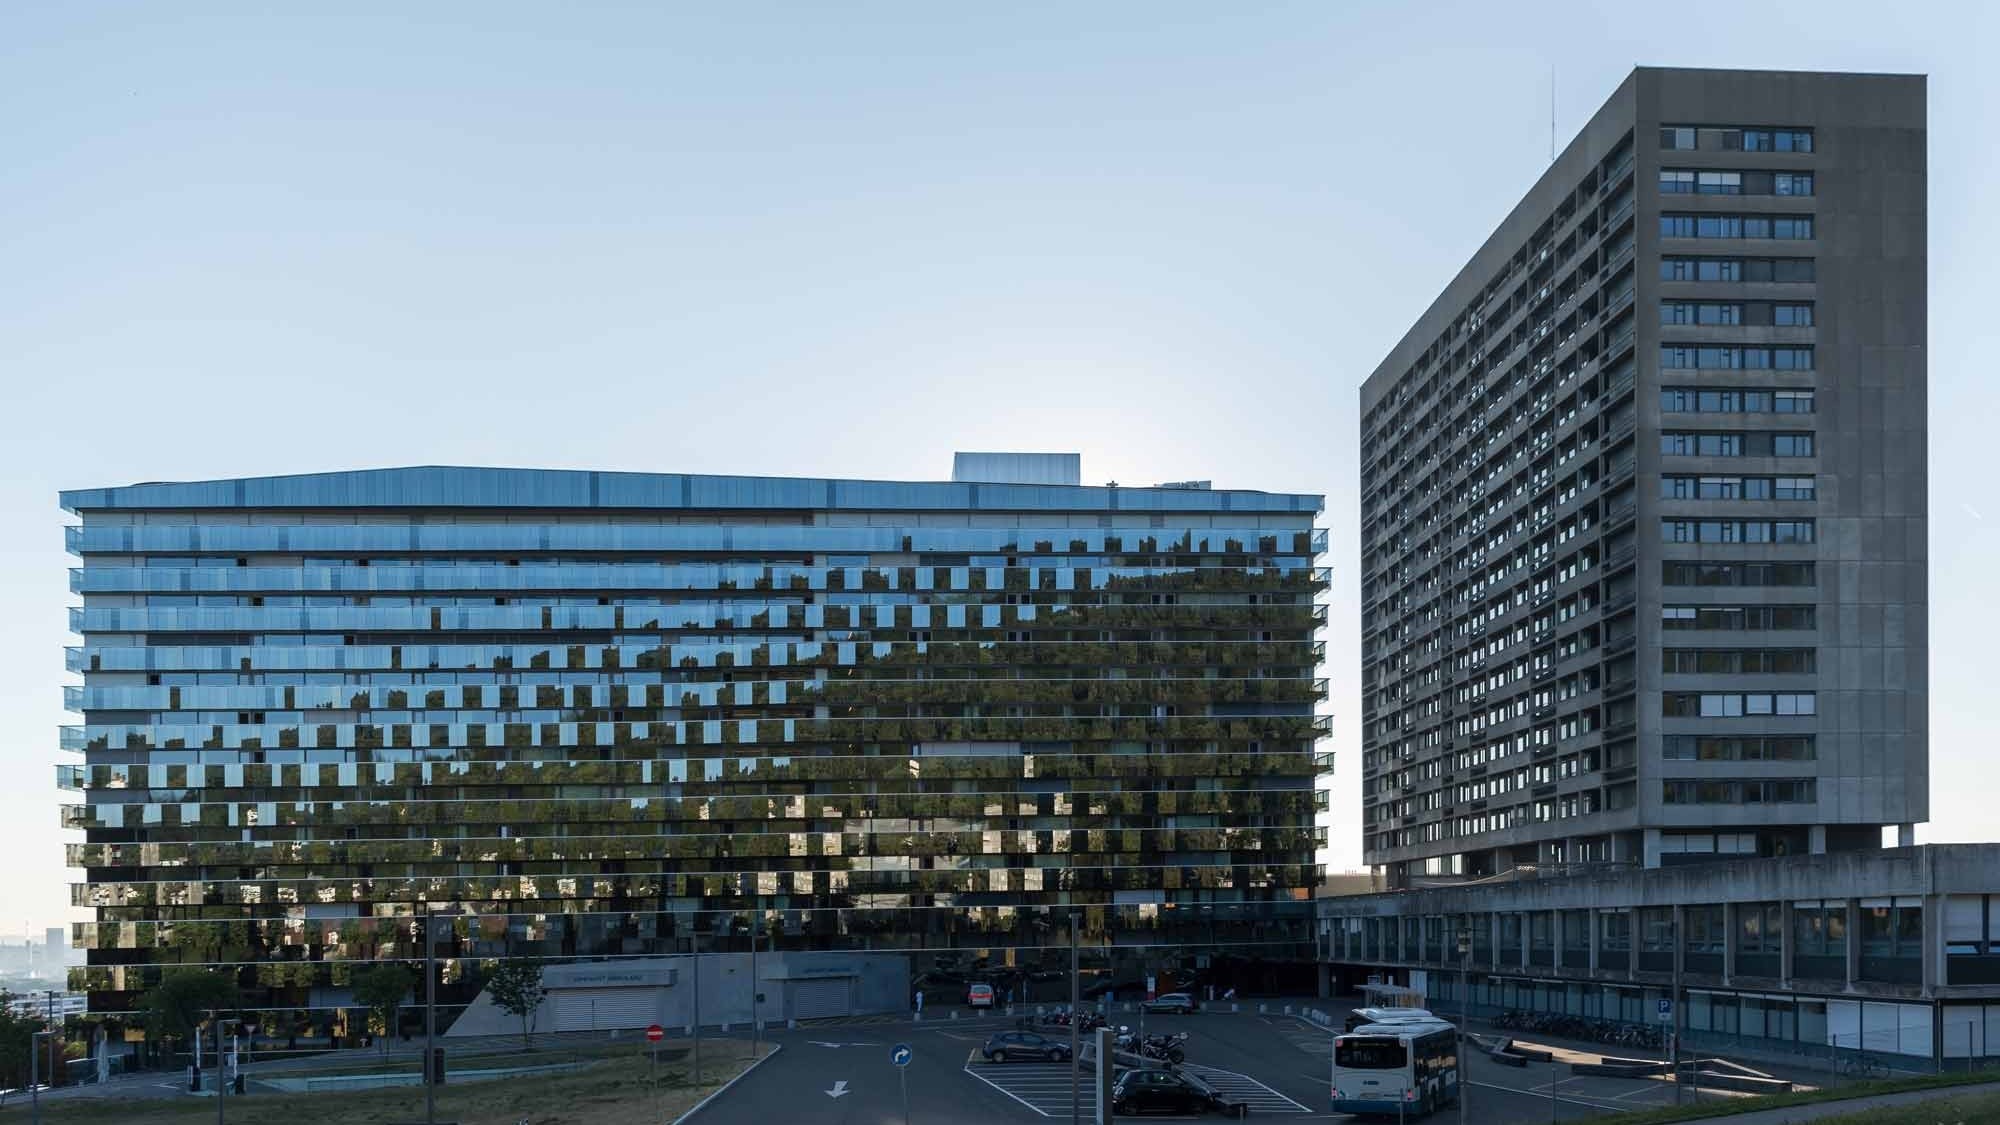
[{"x1": 891, "y1": 1043, "x2": 913, "y2": 1067}]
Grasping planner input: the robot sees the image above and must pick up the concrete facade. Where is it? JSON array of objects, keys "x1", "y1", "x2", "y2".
[
  {"x1": 1318, "y1": 845, "x2": 2000, "y2": 1067},
  {"x1": 1358, "y1": 68, "x2": 1927, "y2": 886}
]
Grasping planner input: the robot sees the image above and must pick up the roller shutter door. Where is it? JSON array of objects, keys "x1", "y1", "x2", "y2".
[
  {"x1": 790, "y1": 979, "x2": 851, "y2": 1021},
  {"x1": 553, "y1": 988, "x2": 659, "y2": 1032}
]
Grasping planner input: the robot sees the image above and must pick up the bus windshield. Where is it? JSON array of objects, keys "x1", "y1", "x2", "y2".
[{"x1": 1336, "y1": 1039, "x2": 1408, "y2": 1069}]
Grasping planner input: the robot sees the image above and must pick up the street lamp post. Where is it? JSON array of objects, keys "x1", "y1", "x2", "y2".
[
  {"x1": 29, "y1": 1028, "x2": 56, "y2": 1125},
  {"x1": 1068, "y1": 912, "x2": 1080, "y2": 1125},
  {"x1": 1457, "y1": 925, "x2": 1472, "y2": 1125},
  {"x1": 424, "y1": 903, "x2": 438, "y2": 1125}
]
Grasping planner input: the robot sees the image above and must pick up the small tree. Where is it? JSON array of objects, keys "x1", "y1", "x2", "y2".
[
  {"x1": 351, "y1": 964, "x2": 414, "y2": 1053},
  {"x1": 0, "y1": 993, "x2": 48, "y2": 1104},
  {"x1": 485, "y1": 961, "x2": 545, "y2": 1051},
  {"x1": 140, "y1": 969, "x2": 238, "y2": 1061}
]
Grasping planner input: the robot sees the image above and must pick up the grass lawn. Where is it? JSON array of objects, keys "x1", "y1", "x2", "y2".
[
  {"x1": 29, "y1": 1040, "x2": 771, "y2": 1125},
  {"x1": 1812, "y1": 1088, "x2": 2000, "y2": 1122}
]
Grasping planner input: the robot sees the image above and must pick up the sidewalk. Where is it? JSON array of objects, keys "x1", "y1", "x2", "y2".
[{"x1": 1676, "y1": 1079, "x2": 2000, "y2": 1123}]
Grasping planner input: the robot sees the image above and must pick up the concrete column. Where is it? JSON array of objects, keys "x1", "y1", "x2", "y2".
[
  {"x1": 1489, "y1": 911, "x2": 1501, "y2": 972},
  {"x1": 1899, "y1": 823, "x2": 1917, "y2": 848},
  {"x1": 1643, "y1": 827, "x2": 1663, "y2": 869},
  {"x1": 1672, "y1": 903, "x2": 1686, "y2": 983},
  {"x1": 1844, "y1": 900, "x2": 1861, "y2": 990},
  {"x1": 1810, "y1": 825, "x2": 1828, "y2": 855},
  {"x1": 1588, "y1": 909, "x2": 1600, "y2": 973},
  {"x1": 1780, "y1": 901, "x2": 1796, "y2": 988},
  {"x1": 1923, "y1": 894, "x2": 1942, "y2": 997},
  {"x1": 1722, "y1": 901, "x2": 1736, "y2": 985}
]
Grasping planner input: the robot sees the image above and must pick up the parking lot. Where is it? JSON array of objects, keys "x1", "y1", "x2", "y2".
[
  {"x1": 962, "y1": 1048, "x2": 1313, "y2": 1117},
  {"x1": 697, "y1": 1003, "x2": 1773, "y2": 1123}
]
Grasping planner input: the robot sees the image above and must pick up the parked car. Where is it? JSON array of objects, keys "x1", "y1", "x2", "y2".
[
  {"x1": 1110, "y1": 1068, "x2": 1247, "y2": 1117},
  {"x1": 981, "y1": 1030, "x2": 1070, "y2": 1063},
  {"x1": 967, "y1": 982, "x2": 996, "y2": 1008},
  {"x1": 1141, "y1": 992, "x2": 1198, "y2": 1015}
]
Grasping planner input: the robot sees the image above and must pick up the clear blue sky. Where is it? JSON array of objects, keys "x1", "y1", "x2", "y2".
[{"x1": 3, "y1": 2, "x2": 1992, "y2": 935}]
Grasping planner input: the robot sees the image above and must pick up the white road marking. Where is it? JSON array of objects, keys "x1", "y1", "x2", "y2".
[{"x1": 1183, "y1": 1063, "x2": 1314, "y2": 1114}]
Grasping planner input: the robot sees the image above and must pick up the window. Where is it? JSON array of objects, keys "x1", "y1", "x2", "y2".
[
  {"x1": 1795, "y1": 902, "x2": 1848, "y2": 956},
  {"x1": 1662, "y1": 604, "x2": 1817, "y2": 631},
  {"x1": 1660, "y1": 346, "x2": 1813, "y2": 370},
  {"x1": 1660, "y1": 519, "x2": 1815, "y2": 544},
  {"x1": 1665, "y1": 779, "x2": 1817, "y2": 804},
  {"x1": 1775, "y1": 477, "x2": 1816, "y2": 500},
  {"x1": 1775, "y1": 172, "x2": 1815, "y2": 196},
  {"x1": 1664, "y1": 475, "x2": 1734, "y2": 499},
  {"x1": 1773, "y1": 258, "x2": 1816, "y2": 283},
  {"x1": 1773, "y1": 434, "x2": 1815, "y2": 457},
  {"x1": 1662, "y1": 561, "x2": 1816, "y2": 588},
  {"x1": 1662, "y1": 390, "x2": 1814, "y2": 415},
  {"x1": 1661, "y1": 214, "x2": 1814, "y2": 240},
  {"x1": 1664, "y1": 734, "x2": 1816, "y2": 760},
  {"x1": 1774, "y1": 303, "x2": 1815, "y2": 326},
  {"x1": 1698, "y1": 170, "x2": 1742, "y2": 194},
  {"x1": 1665, "y1": 692, "x2": 1816, "y2": 718},
  {"x1": 1662, "y1": 649, "x2": 1817, "y2": 675},
  {"x1": 1660, "y1": 169, "x2": 1696, "y2": 193},
  {"x1": 1661, "y1": 126, "x2": 1697, "y2": 150},
  {"x1": 1736, "y1": 128, "x2": 1813, "y2": 153},
  {"x1": 1661, "y1": 302, "x2": 1742, "y2": 326}
]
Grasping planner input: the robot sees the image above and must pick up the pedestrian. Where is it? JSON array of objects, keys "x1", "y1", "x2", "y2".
[{"x1": 914, "y1": 989, "x2": 924, "y2": 1017}]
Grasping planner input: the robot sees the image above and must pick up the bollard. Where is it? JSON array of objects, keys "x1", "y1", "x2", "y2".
[
  {"x1": 787, "y1": 1019, "x2": 798, "y2": 1030},
  {"x1": 1257, "y1": 1003, "x2": 1267, "y2": 1014},
  {"x1": 1232, "y1": 1003, "x2": 1240, "y2": 1013}
]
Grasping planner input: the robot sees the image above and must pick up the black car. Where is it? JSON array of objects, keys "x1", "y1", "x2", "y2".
[
  {"x1": 1110, "y1": 1068, "x2": 1248, "y2": 1117},
  {"x1": 981, "y1": 1030, "x2": 1071, "y2": 1063}
]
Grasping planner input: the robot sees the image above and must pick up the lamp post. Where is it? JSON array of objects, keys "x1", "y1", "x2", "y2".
[
  {"x1": 1068, "y1": 912, "x2": 1080, "y2": 1125},
  {"x1": 424, "y1": 903, "x2": 438, "y2": 1125},
  {"x1": 214, "y1": 1016, "x2": 243, "y2": 1125},
  {"x1": 1457, "y1": 925, "x2": 1472, "y2": 1125},
  {"x1": 29, "y1": 1028, "x2": 56, "y2": 1125}
]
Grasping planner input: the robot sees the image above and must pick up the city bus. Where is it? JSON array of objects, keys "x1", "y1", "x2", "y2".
[{"x1": 1330, "y1": 1018, "x2": 1459, "y2": 1117}]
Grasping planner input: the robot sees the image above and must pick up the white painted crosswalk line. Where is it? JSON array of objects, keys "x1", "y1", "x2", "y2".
[{"x1": 1184, "y1": 1063, "x2": 1314, "y2": 1113}]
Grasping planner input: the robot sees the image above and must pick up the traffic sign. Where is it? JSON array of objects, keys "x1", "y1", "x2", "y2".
[
  {"x1": 1656, "y1": 999, "x2": 1673, "y2": 1024},
  {"x1": 646, "y1": 1024, "x2": 665, "y2": 1043},
  {"x1": 890, "y1": 1043, "x2": 913, "y2": 1067}
]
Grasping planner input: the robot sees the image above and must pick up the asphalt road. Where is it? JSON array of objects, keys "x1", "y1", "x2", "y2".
[{"x1": 688, "y1": 1008, "x2": 1742, "y2": 1124}]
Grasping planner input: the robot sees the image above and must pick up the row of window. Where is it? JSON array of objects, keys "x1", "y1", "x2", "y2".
[
  {"x1": 1663, "y1": 779, "x2": 1817, "y2": 804},
  {"x1": 1661, "y1": 256, "x2": 1816, "y2": 283},
  {"x1": 1660, "y1": 126, "x2": 1815, "y2": 153},
  {"x1": 1662, "y1": 301, "x2": 1814, "y2": 327},
  {"x1": 1663, "y1": 605, "x2": 1816, "y2": 631},
  {"x1": 1662, "y1": 561, "x2": 1815, "y2": 588},
  {"x1": 1662, "y1": 388, "x2": 1815, "y2": 414},
  {"x1": 1664, "y1": 691, "x2": 1817, "y2": 718},
  {"x1": 1661, "y1": 476, "x2": 1816, "y2": 501},
  {"x1": 1660, "y1": 169, "x2": 1815, "y2": 196},
  {"x1": 1660, "y1": 345, "x2": 1815, "y2": 370},
  {"x1": 1661, "y1": 432, "x2": 1815, "y2": 457},
  {"x1": 1661, "y1": 214, "x2": 1814, "y2": 241},
  {"x1": 1662, "y1": 519, "x2": 1815, "y2": 544},
  {"x1": 1663, "y1": 648, "x2": 1817, "y2": 675},
  {"x1": 1661, "y1": 734, "x2": 1816, "y2": 761}
]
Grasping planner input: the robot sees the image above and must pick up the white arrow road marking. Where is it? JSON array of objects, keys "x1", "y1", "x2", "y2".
[
  {"x1": 825, "y1": 1080, "x2": 850, "y2": 1098},
  {"x1": 808, "y1": 1041, "x2": 877, "y2": 1048}
]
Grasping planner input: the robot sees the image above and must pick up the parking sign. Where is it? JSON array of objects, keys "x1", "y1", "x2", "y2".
[{"x1": 1657, "y1": 998, "x2": 1673, "y2": 1023}]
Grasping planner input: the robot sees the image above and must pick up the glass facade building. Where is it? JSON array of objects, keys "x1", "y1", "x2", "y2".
[{"x1": 60, "y1": 459, "x2": 1328, "y2": 1030}]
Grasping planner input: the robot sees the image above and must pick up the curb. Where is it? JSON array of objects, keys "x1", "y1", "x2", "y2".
[{"x1": 670, "y1": 1043, "x2": 782, "y2": 1125}]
